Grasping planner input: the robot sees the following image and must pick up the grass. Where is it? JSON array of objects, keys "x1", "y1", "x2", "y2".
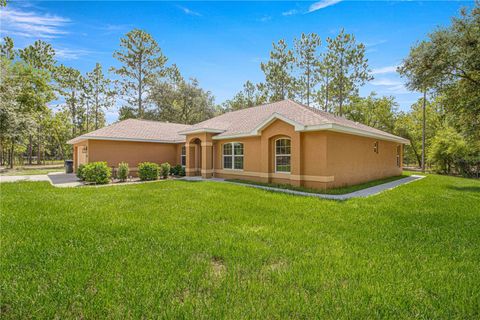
[
  {"x1": 0, "y1": 166, "x2": 63, "y2": 176},
  {"x1": 227, "y1": 174, "x2": 410, "y2": 195},
  {"x1": 1, "y1": 173, "x2": 479, "y2": 318}
]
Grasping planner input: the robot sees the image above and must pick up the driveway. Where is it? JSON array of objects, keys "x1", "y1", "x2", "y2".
[{"x1": 0, "y1": 173, "x2": 82, "y2": 187}]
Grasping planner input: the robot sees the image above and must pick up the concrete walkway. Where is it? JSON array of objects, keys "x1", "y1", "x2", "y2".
[
  {"x1": 0, "y1": 172, "x2": 83, "y2": 187},
  {"x1": 181, "y1": 175, "x2": 426, "y2": 200}
]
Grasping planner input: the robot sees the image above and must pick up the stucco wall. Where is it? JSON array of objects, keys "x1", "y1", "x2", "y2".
[
  {"x1": 324, "y1": 132, "x2": 402, "y2": 188},
  {"x1": 74, "y1": 140, "x2": 183, "y2": 173},
  {"x1": 212, "y1": 119, "x2": 402, "y2": 189}
]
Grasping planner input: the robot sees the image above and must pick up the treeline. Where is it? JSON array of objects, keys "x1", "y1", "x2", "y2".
[
  {"x1": 221, "y1": 4, "x2": 479, "y2": 177},
  {"x1": 0, "y1": 28, "x2": 217, "y2": 168},
  {"x1": 222, "y1": 29, "x2": 371, "y2": 115}
]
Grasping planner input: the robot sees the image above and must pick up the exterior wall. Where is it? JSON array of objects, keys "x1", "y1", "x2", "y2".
[
  {"x1": 73, "y1": 139, "x2": 183, "y2": 175},
  {"x1": 212, "y1": 119, "x2": 403, "y2": 189},
  {"x1": 323, "y1": 132, "x2": 403, "y2": 188}
]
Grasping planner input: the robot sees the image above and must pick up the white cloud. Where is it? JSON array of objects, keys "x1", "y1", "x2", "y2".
[
  {"x1": 308, "y1": 0, "x2": 342, "y2": 13},
  {"x1": 0, "y1": 7, "x2": 70, "y2": 39},
  {"x1": 179, "y1": 6, "x2": 201, "y2": 17},
  {"x1": 371, "y1": 78, "x2": 402, "y2": 86},
  {"x1": 371, "y1": 65, "x2": 398, "y2": 75},
  {"x1": 55, "y1": 48, "x2": 93, "y2": 60},
  {"x1": 259, "y1": 15, "x2": 272, "y2": 22},
  {"x1": 282, "y1": 9, "x2": 299, "y2": 16}
]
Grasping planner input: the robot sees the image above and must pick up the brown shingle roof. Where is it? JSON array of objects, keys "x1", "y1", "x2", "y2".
[
  {"x1": 67, "y1": 119, "x2": 190, "y2": 144},
  {"x1": 180, "y1": 99, "x2": 409, "y2": 143},
  {"x1": 68, "y1": 100, "x2": 409, "y2": 145}
]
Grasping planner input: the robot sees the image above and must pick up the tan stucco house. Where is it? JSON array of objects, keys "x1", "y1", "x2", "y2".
[{"x1": 68, "y1": 100, "x2": 409, "y2": 189}]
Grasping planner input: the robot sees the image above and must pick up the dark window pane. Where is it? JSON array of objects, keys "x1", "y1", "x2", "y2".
[
  {"x1": 276, "y1": 155, "x2": 291, "y2": 172},
  {"x1": 223, "y1": 143, "x2": 232, "y2": 155},
  {"x1": 223, "y1": 156, "x2": 232, "y2": 169},
  {"x1": 234, "y1": 143, "x2": 244, "y2": 155},
  {"x1": 234, "y1": 156, "x2": 244, "y2": 170}
]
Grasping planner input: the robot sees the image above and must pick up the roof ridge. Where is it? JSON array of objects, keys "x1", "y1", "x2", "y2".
[{"x1": 124, "y1": 118, "x2": 190, "y2": 126}]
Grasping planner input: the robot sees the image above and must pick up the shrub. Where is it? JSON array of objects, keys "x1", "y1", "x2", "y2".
[
  {"x1": 170, "y1": 164, "x2": 183, "y2": 176},
  {"x1": 138, "y1": 162, "x2": 159, "y2": 181},
  {"x1": 117, "y1": 162, "x2": 129, "y2": 182},
  {"x1": 179, "y1": 166, "x2": 186, "y2": 177},
  {"x1": 160, "y1": 162, "x2": 171, "y2": 179},
  {"x1": 76, "y1": 164, "x2": 86, "y2": 181},
  {"x1": 83, "y1": 162, "x2": 112, "y2": 184}
]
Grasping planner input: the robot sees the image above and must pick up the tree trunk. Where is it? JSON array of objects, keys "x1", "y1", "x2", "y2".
[
  {"x1": 95, "y1": 87, "x2": 99, "y2": 129},
  {"x1": 422, "y1": 90, "x2": 426, "y2": 173},
  {"x1": 28, "y1": 135, "x2": 33, "y2": 165},
  {"x1": 9, "y1": 138, "x2": 14, "y2": 169},
  {"x1": 324, "y1": 74, "x2": 329, "y2": 112},
  {"x1": 37, "y1": 125, "x2": 41, "y2": 165}
]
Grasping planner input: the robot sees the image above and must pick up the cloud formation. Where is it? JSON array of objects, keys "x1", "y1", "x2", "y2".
[
  {"x1": 0, "y1": 7, "x2": 70, "y2": 38},
  {"x1": 179, "y1": 6, "x2": 202, "y2": 17},
  {"x1": 371, "y1": 65, "x2": 398, "y2": 75},
  {"x1": 308, "y1": 0, "x2": 342, "y2": 13}
]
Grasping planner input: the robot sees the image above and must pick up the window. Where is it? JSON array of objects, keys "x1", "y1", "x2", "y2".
[
  {"x1": 275, "y1": 138, "x2": 291, "y2": 173},
  {"x1": 373, "y1": 141, "x2": 379, "y2": 154},
  {"x1": 181, "y1": 145, "x2": 186, "y2": 166},
  {"x1": 396, "y1": 145, "x2": 401, "y2": 167},
  {"x1": 223, "y1": 142, "x2": 244, "y2": 170}
]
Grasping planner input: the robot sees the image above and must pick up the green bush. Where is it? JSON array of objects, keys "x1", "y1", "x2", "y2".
[
  {"x1": 170, "y1": 164, "x2": 183, "y2": 176},
  {"x1": 117, "y1": 162, "x2": 129, "y2": 182},
  {"x1": 76, "y1": 164, "x2": 86, "y2": 181},
  {"x1": 83, "y1": 162, "x2": 112, "y2": 184},
  {"x1": 138, "y1": 162, "x2": 159, "y2": 181},
  {"x1": 179, "y1": 166, "x2": 186, "y2": 177},
  {"x1": 160, "y1": 162, "x2": 171, "y2": 179}
]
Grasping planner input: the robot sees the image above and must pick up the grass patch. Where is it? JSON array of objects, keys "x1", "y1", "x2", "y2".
[
  {"x1": 227, "y1": 174, "x2": 409, "y2": 195},
  {"x1": 1, "y1": 174, "x2": 479, "y2": 318},
  {"x1": 0, "y1": 166, "x2": 63, "y2": 176}
]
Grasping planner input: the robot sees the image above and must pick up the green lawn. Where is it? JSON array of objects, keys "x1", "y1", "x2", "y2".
[
  {"x1": 0, "y1": 167, "x2": 63, "y2": 176},
  {"x1": 227, "y1": 173, "x2": 410, "y2": 195},
  {"x1": 1, "y1": 174, "x2": 479, "y2": 319}
]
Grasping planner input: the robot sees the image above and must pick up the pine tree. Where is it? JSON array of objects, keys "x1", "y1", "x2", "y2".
[
  {"x1": 294, "y1": 33, "x2": 321, "y2": 107},
  {"x1": 111, "y1": 29, "x2": 167, "y2": 119}
]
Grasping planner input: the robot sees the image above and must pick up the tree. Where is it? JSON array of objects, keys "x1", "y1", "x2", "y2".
[
  {"x1": 294, "y1": 33, "x2": 321, "y2": 107},
  {"x1": 0, "y1": 58, "x2": 54, "y2": 167},
  {"x1": 86, "y1": 63, "x2": 115, "y2": 129},
  {"x1": 0, "y1": 37, "x2": 15, "y2": 60},
  {"x1": 260, "y1": 39, "x2": 296, "y2": 101},
  {"x1": 428, "y1": 126, "x2": 467, "y2": 174},
  {"x1": 322, "y1": 29, "x2": 372, "y2": 115},
  {"x1": 398, "y1": 3, "x2": 480, "y2": 171},
  {"x1": 222, "y1": 81, "x2": 267, "y2": 111},
  {"x1": 344, "y1": 93, "x2": 398, "y2": 132},
  {"x1": 18, "y1": 40, "x2": 56, "y2": 71},
  {"x1": 111, "y1": 29, "x2": 167, "y2": 119},
  {"x1": 394, "y1": 97, "x2": 443, "y2": 167},
  {"x1": 55, "y1": 65, "x2": 83, "y2": 136}
]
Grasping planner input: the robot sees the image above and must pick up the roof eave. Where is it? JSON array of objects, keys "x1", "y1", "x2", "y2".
[
  {"x1": 67, "y1": 136, "x2": 185, "y2": 144},
  {"x1": 178, "y1": 128, "x2": 226, "y2": 135}
]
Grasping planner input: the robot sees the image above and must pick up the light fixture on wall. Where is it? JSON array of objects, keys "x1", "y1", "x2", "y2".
[{"x1": 82, "y1": 146, "x2": 88, "y2": 154}]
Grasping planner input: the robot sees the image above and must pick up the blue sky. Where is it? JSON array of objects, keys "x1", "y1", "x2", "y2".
[{"x1": 1, "y1": 0, "x2": 473, "y2": 123}]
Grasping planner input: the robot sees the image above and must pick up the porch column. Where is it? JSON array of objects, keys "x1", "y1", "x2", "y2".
[
  {"x1": 201, "y1": 141, "x2": 213, "y2": 178},
  {"x1": 185, "y1": 143, "x2": 197, "y2": 176}
]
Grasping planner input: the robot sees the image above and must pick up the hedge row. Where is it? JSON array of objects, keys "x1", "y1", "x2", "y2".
[{"x1": 77, "y1": 161, "x2": 185, "y2": 184}]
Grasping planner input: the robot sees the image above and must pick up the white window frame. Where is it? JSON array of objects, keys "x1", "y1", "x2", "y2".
[
  {"x1": 275, "y1": 138, "x2": 291, "y2": 173},
  {"x1": 223, "y1": 142, "x2": 244, "y2": 170},
  {"x1": 181, "y1": 145, "x2": 186, "y2": 167}
]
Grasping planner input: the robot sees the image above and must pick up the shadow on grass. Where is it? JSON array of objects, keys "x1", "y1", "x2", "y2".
[{"x1": 447, "y1": 185, "x2": 480, "y2": 193}]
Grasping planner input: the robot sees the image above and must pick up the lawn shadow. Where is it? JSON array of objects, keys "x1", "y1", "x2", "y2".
[{"x1": 447, "y1": 185, "x2": 480, "y2": 193}]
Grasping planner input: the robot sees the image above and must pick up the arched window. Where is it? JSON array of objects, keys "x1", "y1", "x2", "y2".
[
  {"x1": 223, "y1": 142, "x2": 244, "y2": 170},
  {"x1": 181, "y1": 145, "x2": 186, "y2": 167},
  {"x1": 275, "y1": 138, "x2": 291, "y2": 173}
]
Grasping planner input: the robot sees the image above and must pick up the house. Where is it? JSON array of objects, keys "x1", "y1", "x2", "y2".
[{"x1": 68, "y1": 99, "x2": 409, "y2": 189}]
